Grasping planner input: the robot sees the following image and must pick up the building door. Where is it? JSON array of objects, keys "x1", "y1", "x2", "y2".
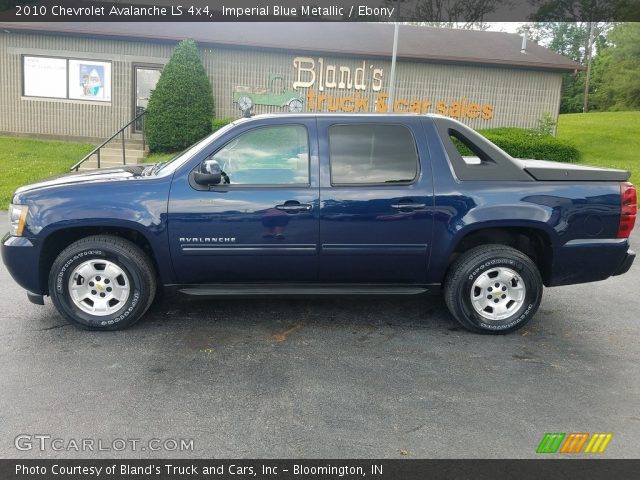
[{"x1": 133, "y1": 66, "x2": 162, "y2": 132}]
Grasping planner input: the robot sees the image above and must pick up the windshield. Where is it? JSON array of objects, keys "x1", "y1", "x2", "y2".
[{"x1": 154, "y1": 121, "x2": 239, "y2": 175}]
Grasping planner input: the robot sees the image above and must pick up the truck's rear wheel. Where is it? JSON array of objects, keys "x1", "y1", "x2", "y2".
[
  {"x1": 48, "y1": 235, "x2": 156, "y2": 330},
  {"x1": 444, "y1": 244, "x2": 542, "y2": 334}
]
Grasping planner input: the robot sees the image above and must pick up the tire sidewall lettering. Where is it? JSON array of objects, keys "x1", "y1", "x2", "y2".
[
  {"x1": 102, "y1": 290, "x2": 140, "y2": 326},
  {"x1": 56, "y1": 250, "x2": 103, "y2": 294},
  {"x1": 477, "y1": 302, "x2": 534, "y2": 330},
  {"x1": 468, "y1": 258, "x2": 519, "y2": 281}
]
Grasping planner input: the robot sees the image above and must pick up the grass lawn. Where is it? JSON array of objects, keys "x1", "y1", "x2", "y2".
[
  {"x1": 557, "y1": 111, "x2": 640, "y2": 186},
  {"x1": 0, "y1": 136, "x2": 93, "y2": 208},
  {"x1": 144, "y1": 152, "x2": 179, "y2": 163}
]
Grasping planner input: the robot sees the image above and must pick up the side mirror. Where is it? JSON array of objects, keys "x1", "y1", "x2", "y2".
[{"x1": 194, "y1": 159, "x2": 222, "y2": 186}]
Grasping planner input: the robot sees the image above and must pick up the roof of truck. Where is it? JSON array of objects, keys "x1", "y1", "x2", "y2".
[{"x1": 243, "y1": 112, "x2": 448, "y2": 119}]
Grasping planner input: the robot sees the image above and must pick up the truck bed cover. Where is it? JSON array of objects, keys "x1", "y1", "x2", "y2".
[{"x1": 517, "y1": 159, "x2": 630, "y2": 182}]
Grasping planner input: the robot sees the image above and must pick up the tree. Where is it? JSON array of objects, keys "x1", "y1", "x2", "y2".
[
  {"x1": 591, "y1": 23, "x2": 640, "y2": 111},
  {"x1": 527, "y1": 0, "x2": 625, "y2": 112},
  {"x1": 411, "y1": 0, "x2": 502, "y2": 27},
  {"x1": 523, "y1": 22, "x2": 590, "y2": 63},
  {"x1": 529, "y1": 0, "x2": 626, "y2": 23},
  {"x1": 145, "y1": 39, "x2": 214, "y2": 152},
  {"x1": 520, "y1": 22, "x2": 610, "y2": 113}
]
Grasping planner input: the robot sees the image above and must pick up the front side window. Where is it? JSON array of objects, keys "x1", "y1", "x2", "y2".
[
  {"x1": 210, "y1": 125, "x2": 309, "y2": 185},
  {"x1": 329, "y1": 124, "x2": 419, "y2": 185}
]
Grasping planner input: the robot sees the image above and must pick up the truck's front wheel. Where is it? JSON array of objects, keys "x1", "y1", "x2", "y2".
[
  {"x1": 48, "y1": 235, "x2": 156, "y2": 330},
  {"x1": 444, "y1": 244, "x2": 543, "y2": 334}
]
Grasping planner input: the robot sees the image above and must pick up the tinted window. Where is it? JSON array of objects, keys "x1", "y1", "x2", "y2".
[
  {"x1": 211, "y1": 125, "x2": 309, "y2": 185},
  {"x1": 329, "y1": 124, "x2": 418, "y2": 184}
]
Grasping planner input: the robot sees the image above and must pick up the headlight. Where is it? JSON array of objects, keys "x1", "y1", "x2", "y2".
[{"x1": 9, "y1": 204, "x2": 29, "y2": 237}]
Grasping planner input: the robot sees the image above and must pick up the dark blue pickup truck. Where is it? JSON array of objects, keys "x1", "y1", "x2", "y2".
[{"x1": 2, "y1": 114, "x2": 636, "y2": 333}]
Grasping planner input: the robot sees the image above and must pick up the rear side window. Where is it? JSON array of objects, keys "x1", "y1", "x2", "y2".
[
  {"x1": 329, "y1": 124, "x2": 419, "y2": 185},
  {"x1": 448, "y1": 129, "x2": 496, "y2": 165},
  {"x1": 431, "y1": 117, "x2": 532, "y2": 181}
]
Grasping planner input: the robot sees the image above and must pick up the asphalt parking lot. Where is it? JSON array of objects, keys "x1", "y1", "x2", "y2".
[{"x1": 0, "y1": 224, "x2": 638, "y2": 459}]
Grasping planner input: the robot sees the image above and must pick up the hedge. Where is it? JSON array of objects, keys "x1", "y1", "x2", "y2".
[
  {"x1": 212, "y1": 118, "x2": 233, "y2": 132},
  {"x1": 475, "y1": 128, "x2": 581, "y2": 163},
  {"x1": 146, "y1": 39, "x2": 214, "y2": 152}
]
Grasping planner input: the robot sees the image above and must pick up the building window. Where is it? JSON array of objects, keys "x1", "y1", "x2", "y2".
[
  {"x1": 329, "y1": 124, "x2": 419, "y2": 185},
  {"x1": 68, "y1": 60, "x2": 112, "y2": 102},
  {"x1": 23, "y1": 56, "x2": 112, "y2": 102},
  {"x1": 23, "y1": 56, "x2": 67, "y2": 99}
]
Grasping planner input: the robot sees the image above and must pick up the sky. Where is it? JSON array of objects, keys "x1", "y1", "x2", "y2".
[{"x1": 485, "y1": 22, "x2": 527, "y2": 33}]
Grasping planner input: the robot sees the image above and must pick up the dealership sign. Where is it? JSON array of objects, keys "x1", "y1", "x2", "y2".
[{"x1": 292, "y1": 56, "x2": 494, "y2": 120}]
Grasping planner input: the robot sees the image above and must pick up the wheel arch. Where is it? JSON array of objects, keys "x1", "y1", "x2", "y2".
[
  {"x1": 39, "y1": 223, "x2": 165, "y2": 295},
  {"x1": 446, "y1": 225, "x2": 555, "y2": 285}
]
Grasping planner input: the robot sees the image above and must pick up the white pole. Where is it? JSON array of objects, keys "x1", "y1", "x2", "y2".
[{"x1": 387, "y1": 18, "x2": 399, "y2": 113}]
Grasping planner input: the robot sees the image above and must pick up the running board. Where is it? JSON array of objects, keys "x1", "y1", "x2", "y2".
[{"x1": 172, "y1": 283, "x2": 439, "y2": 296}]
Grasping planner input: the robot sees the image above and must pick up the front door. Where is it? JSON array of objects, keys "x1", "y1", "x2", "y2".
[
  {"x1": 133, "y1": 66, "x2": 162, "y2": 132},
  {"x1": 317, "y1": 118, "x2": 434, "y2": 283},
  {"x1": 168, "y1": 119, "x2": 320, "y2": 284}
]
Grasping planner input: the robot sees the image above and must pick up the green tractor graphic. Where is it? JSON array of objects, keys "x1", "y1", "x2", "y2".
[{"x1": 233, "y1": 74, "x2": 304, "y2": 113}]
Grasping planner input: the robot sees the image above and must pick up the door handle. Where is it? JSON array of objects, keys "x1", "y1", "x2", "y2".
[
  {"x1": 275, "y1": 202, "x2": 313, "y2": 213},
  {"x1": 391, "y1": 202, "x2": 426, "y2": 210}
]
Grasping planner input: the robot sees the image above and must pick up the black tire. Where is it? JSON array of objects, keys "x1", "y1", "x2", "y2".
[
  {"x1": 48, "y1": 235, "x2": 156, "y2": 331},
  {"x1": 444, "y1": 244, "x2": 543, "y2": 334}
]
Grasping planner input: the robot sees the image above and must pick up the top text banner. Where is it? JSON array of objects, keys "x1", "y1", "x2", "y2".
[{"x1": 1, "y1": 0, "x2": 638, "y2": 22}]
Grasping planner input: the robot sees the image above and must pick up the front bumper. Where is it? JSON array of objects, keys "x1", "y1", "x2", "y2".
[{"x1": 1, "y1": 233, "x2": 44, "y2": 295}]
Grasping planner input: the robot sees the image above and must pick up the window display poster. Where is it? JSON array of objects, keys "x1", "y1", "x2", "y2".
[
  {"x1": 68, "y1": 60, "x2": 111, "y2": 101},
  {"x1": 23, "y1": 56, "x2": 67, "y2": 98}
]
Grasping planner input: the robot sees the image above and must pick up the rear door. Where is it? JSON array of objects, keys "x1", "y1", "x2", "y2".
[
  {"x1": 168, "y1": 118, "x2": 320, "y2": 284},
  {"x1": 317, "y1": 117, "x2": 434, "y2": 283}
]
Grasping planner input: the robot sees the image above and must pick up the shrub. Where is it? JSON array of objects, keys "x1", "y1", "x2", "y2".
[
  {"x1": 146, "y1": 39, "x2": 214, "y2": 152},
  {"x1": 212, "y1": 118, "x2": 233, "y2": 132},
  {"x1": 477, "y1": 128, "x2": 581, "y2": 163},
  {"x1": 534, "y1": 112, "x2": 557, "y2": 136}
]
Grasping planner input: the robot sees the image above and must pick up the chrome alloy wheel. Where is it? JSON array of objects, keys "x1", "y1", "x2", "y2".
[
  {"x1": 68, "y1": 260, "x2": 130, "y2": 316},
  {"x1": 470, "y1": 267, "x2": 527, "y2": 321}
]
